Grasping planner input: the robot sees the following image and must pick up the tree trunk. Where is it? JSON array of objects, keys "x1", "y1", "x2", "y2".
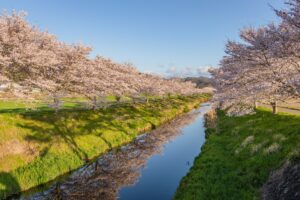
[
  {"x1": 271, "y1": 101, "x2": 277, "y2": 114},
  {"x1": 54, "y1": 97, "x2": 59, "y2": 114},
  {"x1": 254, "y1": 101, "x2": 258, "y2": 109},
  {"x1": 92, "y1": 96, "x2": 97, "y2": 110},
  {"x1": 133, "y1": 97, "x2": 138, "y2": 104},
  {"x1": 219, "y1": 100, "x2": 224, "y2": 109}
]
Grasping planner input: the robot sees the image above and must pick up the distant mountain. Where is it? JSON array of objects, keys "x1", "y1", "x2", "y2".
[{"x1": 183, "y1": 76, "x2": 213, "y2": 88}]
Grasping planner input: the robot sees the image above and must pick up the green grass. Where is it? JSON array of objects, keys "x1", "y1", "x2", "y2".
[
  {"x1": 0, "y1": 94, "x2": 210, "y2": 199},
  {"x1": 0, "y1": 96, "x2": 113, "y2": 111},
  {"x1": 175, "y1": 108, "x2": 300, "y2": 200}
]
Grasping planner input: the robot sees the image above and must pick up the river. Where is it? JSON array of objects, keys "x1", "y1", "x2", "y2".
[{"x1": 21, "y1": 103, "x2": 210, "y2": 200}]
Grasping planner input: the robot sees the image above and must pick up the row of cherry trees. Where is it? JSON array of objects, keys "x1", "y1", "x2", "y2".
[
  {"x1": 0, "y1": 12, "x2": 201, "y2": 110},
  {"x1": 210, "y1": 0, "x2": 300, "y2": 116}
]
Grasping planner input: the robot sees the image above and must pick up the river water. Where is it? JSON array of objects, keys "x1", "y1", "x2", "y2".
[{"x1": 22, "y1": 103, "x2": 210, "y2": 200}]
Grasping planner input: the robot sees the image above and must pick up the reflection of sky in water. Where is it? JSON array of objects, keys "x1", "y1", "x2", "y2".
[
  {"x1": 26, "y1": 104, "x2": 210, "y2": 200},
  {"x1": 119, "y1": 105, "x2": 210, "y2": 200}
]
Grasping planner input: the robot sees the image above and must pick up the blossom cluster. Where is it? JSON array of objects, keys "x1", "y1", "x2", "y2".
[
  {"x1": 0, "y1": 12, "x2": 202, "y2": 109},
  {"x1": 210, "y1": 0, "x2": 300, "y2": 115}
]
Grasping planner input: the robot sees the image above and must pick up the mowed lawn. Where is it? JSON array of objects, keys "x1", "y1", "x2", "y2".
[
  {"x1": 0, "y1": 94, "x2": 210, "y2": 199},
  {"x1": 175, "y1": 107, "x2": 300, "y2": 200}
]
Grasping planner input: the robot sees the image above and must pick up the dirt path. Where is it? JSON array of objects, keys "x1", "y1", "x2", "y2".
[{"x1": 260, "y1": 103, "x2": 300, "y2": 115}]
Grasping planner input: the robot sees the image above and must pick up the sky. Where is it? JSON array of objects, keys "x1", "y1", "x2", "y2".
[{"x1": 0, "y1": 0, "x2": 285, "y2": 77}]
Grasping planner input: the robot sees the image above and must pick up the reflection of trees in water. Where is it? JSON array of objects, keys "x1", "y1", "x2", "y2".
[{"x1": 28, "y1": 110, "x2": 201, "y2": 200}]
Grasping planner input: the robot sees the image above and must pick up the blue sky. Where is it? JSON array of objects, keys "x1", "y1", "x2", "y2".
[{"x1": 0, "y1": 0, "x2": 285, "y2": 77}]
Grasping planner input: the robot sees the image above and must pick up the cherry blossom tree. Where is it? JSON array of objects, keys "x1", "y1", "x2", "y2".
[
  {"x1": 211, "y1": 0, "x2": 300, "y2": 115},
  {"x1": 0, "y1": 11, "x2": 203, "y2": 112},
  {"x1": 0, "y1": 11, "x2": 59, "y2": 92}
]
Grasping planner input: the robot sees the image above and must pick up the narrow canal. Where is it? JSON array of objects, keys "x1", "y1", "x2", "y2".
[{"x1": 23, "y1": 103, "x2": 211, "y2": 200}]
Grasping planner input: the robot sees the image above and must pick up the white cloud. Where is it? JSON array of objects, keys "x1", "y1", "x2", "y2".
[
  {"x1": 166, "y1": 66, "x2": 177, "y2": 73},
  {"x1": 165, "y1": 66, "x2": 213, "y2": 78}
]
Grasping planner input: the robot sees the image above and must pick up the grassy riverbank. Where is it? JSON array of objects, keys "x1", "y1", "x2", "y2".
[
  {"x1": 0, "y1": 94, "x2": 210, "y2": 199},
  {"x1": 175, "y1": 108, "x2": 300, "y2": 200}
]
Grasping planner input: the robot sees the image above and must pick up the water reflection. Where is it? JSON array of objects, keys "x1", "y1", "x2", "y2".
[{"x1": 25, "y1": 105, "x2": 209, "y2": 200}]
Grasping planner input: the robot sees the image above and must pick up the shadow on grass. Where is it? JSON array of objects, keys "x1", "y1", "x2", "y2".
[
  {"x1": 16, "y1": 102, "x2": 167, "y2": 162},
  {"x1": 0, "y1": 95, "x2": 206, "y2": 199},
  {"x1": 0, "y1": 172, "x2": 20, "y2": 199}
]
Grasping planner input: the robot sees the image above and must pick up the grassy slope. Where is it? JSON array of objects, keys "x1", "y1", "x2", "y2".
[
  {"x1": 0, "y1": 94, "x2": 210, "y2": 199},
  {"x1": 175, "y1": 108, "x2": 300, "y2": 200}
]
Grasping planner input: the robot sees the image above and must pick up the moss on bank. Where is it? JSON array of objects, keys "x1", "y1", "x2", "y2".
[
  {"x1": 175, "y1": 108, "x2": 300, "y2": 200},
  {"x1": 0, "y1": 94, "x2": 210, "y2": 199}
]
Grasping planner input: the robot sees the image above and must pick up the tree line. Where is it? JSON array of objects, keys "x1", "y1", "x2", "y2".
[
  {"x1": 0, "y1": 12, "x2": 202, "y2": 111},
  {"x1": 211, "y1": 0, "x2": 300, "y2": 116}
]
